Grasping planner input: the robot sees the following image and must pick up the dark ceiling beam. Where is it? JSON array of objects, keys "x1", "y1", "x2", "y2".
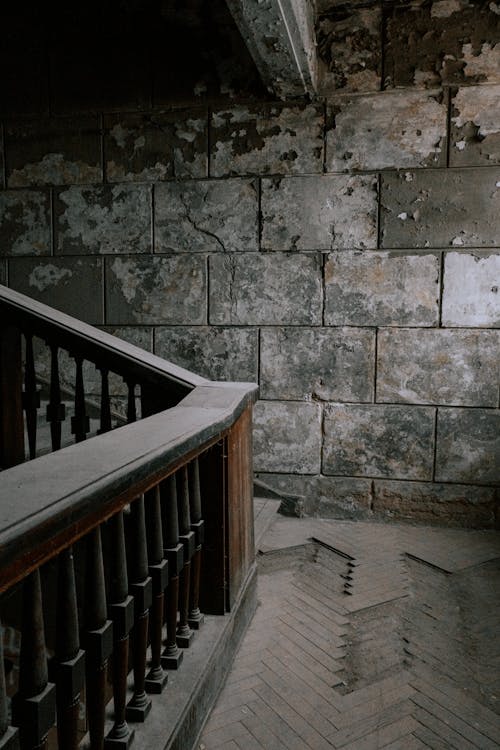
[{"x1": 224, "y1": 0, "x2": 318, "y2": 99}]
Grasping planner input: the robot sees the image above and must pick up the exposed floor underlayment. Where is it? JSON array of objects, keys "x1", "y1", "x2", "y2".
[{"x1": 199, "y1": 514, "x2": 500, "y2": 749}]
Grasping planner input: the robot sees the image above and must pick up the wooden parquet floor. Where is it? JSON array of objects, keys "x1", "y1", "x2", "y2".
[{"x1": 199, "y1": 513, "x2": 500, "y2": 750}]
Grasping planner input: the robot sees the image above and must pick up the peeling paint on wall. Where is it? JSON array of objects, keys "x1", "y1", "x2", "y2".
[
  {"x1": 0, "y1": 190, "x2": 51, "y2": 256},
  {"x1": 327, "y1": 90, "x2": 447, "y2": 171},
  {"x1": 56, "y1": 185, "x2": 151, "y2": 254},
  {"x1": 316, "y1": 4, "x2": 381, "y2": 93},
  {"x1": 210, "y1": 104, "x2": 324, "y2": 176},
  {"x1": 28, "y1": 263, "x2": 73, "y2": 291},
  {"x1": 104, "y1": 112, "x2": 207, "y2": 181},
  {"x1": 5, "y1": 118, "x2": 102, "y2": 187},
  {"x1": 384, "y1": 1, "x2": 500, "y2": 88},
  {"x1": 450, "y1": 84, "x2": 500, "y2": 165}
]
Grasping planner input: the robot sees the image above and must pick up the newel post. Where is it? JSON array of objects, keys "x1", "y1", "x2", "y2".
[{"x1": 0, "y1": 324, "x2": 24, "y2": 469}]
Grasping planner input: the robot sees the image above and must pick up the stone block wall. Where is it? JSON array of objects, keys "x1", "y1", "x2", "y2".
[{"x1": 1, "y1": 0, "x2": 499, "y2": 527}]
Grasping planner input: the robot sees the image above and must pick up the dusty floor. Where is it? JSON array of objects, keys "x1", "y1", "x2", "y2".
[{"x1": 199, "y1": 508, "x2": 500, "y2": 749}]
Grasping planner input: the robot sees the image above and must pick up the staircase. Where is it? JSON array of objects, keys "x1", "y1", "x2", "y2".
[{"x1": 0, "y1": 284, "x2": 258, "y2": 750}]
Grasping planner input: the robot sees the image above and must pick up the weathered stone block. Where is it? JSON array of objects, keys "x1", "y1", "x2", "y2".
[
  {"x1": 326, "y1": 90, "x2": 447, "y2": 171},
  {"x1": 9, "y1": 257, "x2": 103, "y2": 324},
  {"x1": 256, "y1": 472, "x2": 373, "y2": 519},
  {"x1": 384, "y1": 1, "x2": 500, "y2": 88},
  {"x1": 55, "y1": 185, "x2": 152, "y2": 255},
  {"x1": 373, "y1": 480, "x2": 498, "y2": 528},
  {"x1": 324, "y1": 251, "x2": 439, "y2": 326},
  {"x1": 209, "y1": 253, "x2": 322, "y2": 325},
  {"x1": 380, "y1": 168, "x2": 500, "y2": 248},
  {"x1": 316, "y1": 4, "x2": 381, "y2": 93},
  {"x1": 5, "y1": 117, "x2": 102, "y2": 187},
  {"x1": 323, "y1": 404, "x2": 435, "y2": 480},
  {"x1": 436, "y1": 409, "x2": 500, "y2": 484},
  {"x1": 442, "y1": 252, "x2": 500, "y2": 327},
  {"x1": 260, "y1": 327, "x2": 374, "y2": 402},
  {"x1": 261, "y1": 175, "x2": 377, "y2": 250},
  {"x1": 377, "y1": 328, "x2": 500, "y2": 407},
  {"x1": 0, "y1": 189, "x2": 51, "y2": 256},
  {"x1": 210, "y1": 104, "x2": 324, "y2": 177},
  {"x1": 253, "y1": 400, "x2": 321, "y2": 473},
  {"x1": 450, "y1": 84, "x2": 500, "y2": 166},
  {"x1": 154, "y1": 179, "x2": 258, "y2": 253},
  {"x1": 105, "y1": 255, "x2": 206, "y2": 325},
  {"x1": 104, "y1": 111, "x2": 207, "y2": 182},
  {"x1": 154, "y1": 327, "x2": 258, "y2": 382}
]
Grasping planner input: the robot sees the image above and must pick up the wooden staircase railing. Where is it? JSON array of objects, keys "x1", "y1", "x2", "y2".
[{"x1": 0, "y1": 285, "x2": 257, "y2": 750}]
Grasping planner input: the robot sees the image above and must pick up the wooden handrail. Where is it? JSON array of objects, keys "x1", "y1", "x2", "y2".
[
  {"x1": 0, "y1": 284, "x2": 206, "y2": 401},
  {"x1": 0, "y1": 382, "x2": 257, "y2": 594}
]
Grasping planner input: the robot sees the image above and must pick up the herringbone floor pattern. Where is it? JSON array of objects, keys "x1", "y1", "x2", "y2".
[{"x1": 199, "y1": 514, "x2": 500, "y2": 750}]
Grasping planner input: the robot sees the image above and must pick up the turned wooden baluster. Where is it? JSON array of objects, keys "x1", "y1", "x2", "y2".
[
  {"x1": 125, "y1": 496, "x2": 152, "y2": 722},
  {"x1": 46, "y1": 345, "x2": 65, "y2": 452},
  {"x1": 0, "y1": 324, "x2": 24, "y2": 468},
  {"x1": 12, "y1": 570, "x2": 56, "y2": 750},
  {"x1": 126, "y1": 381, "x2": 136, "y2": 424},
  {"x1": 104, "y1": 512, "x2": 135, "y2": 749},
  {"x1": 0, "y1": 619, "x2": 19, "y2": 749},
  {"x1": 22, "y1": 333, "x2": 40, "y2": 460},
  {"x1": 83, "y1": 528, "x2": 113, "y2": 750},
  {"x1": 188, "y1": 458, "x2": 205, "y2": 630},
  {"x1": 144, "y1": 487, "x2": 168, "y2": 693},
  {"x1": 176, "y1": 466, "x2": 196, "y2": 648},
  {"x1": 54, "y1": 548, "x2": 85, "y2": 750},
  {"x1": 98, "y1": 368, "x2": 112, "y2": 435},
  {"x1": 71, "y1": 355, "x2": 90, "y2": 443},
  {"x1": 161, "y1": 475, "x2": 184, "y2": 669}
]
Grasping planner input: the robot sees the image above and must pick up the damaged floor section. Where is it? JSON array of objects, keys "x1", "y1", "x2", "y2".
[{"x1": 198, "y1": 516, "x2": 500, "y2": 750}]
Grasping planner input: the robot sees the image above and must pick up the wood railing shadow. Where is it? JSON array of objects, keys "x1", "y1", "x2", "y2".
[{"x1": 0, "y1": 285, "x2": 257, "y2": 750}]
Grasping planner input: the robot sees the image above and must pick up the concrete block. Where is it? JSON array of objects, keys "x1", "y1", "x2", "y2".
[
  {"x1": 380, "y1": 168, "x2": 500, "y2": 248},
  {"x1": 5, "y1": 117, "x2": 102, "y2": 187},
  {"x1": 384, "y1": 1, "x2": 500, "y2": 88},
  {"x1": 105, "y1": 255, "x2": 206, "y2": 325},
  {"x1": 442, "y1": 252, "x2": 500, "y2": 327},
  {"x1": 436, "y1": 409, "x2": 500, "y2": 484},
  {"x1": 261, "y1": 175, "x2": 377, "y2": 250},
  {"x1": 210, "y1": 104, "x2": 324, "y2": 177},
  {"x1": 209, "y1": 253, "x2": 322, "y2": 325},
  {"x1": 323, "y1": 404, "x2": 435, "y2": 480},
  {"x1": 256, "y1": 472, "x2": 373, "y2": 519},
  {"x1": 377, "y1": 328, "x2": 500, "y2": 407},
  {"x1": 154, "y1": 179, "x2": 258, "y2": 253},
  {"x1": 154, "y1": 326, "x2": 258, "y2": 381},
  {"x1": 326, "y1": 90, "x2": 447, "y2": 171},
  {"x1": 373, "y1": 480, "x2": 498, "y2": 528},
  {"x1": 260, "y1": 327, "x2": 375, "y2": 402},
  {"x1": 450, "y1": 84, "x2": 500, "y2": 166},
  {"x1": 55, "y1": 185, "x2": 152, "y2": 255},
  {"x1": 9, "y1": 257, "x2": 103, "y2": 324},
  {"x1": 104, "y1": 111, "x2": 207, "y2": 181},
  {"x1": 316, "y1": 4, "x2": 381, "y2": 93},
  {"x1": 253, "y1": 400, "x2": 321, "y2": 473},
  {"x1": 0, "y1": 189, "x2": 51, "y2": 256},
  {"x1": 324, "y1": 251, "x2": 439, "y2": 326}
]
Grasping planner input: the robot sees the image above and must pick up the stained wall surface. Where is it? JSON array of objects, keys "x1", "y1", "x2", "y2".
[{"x1": 1, "y1": 0, "x2": 499, "y2": 526}]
